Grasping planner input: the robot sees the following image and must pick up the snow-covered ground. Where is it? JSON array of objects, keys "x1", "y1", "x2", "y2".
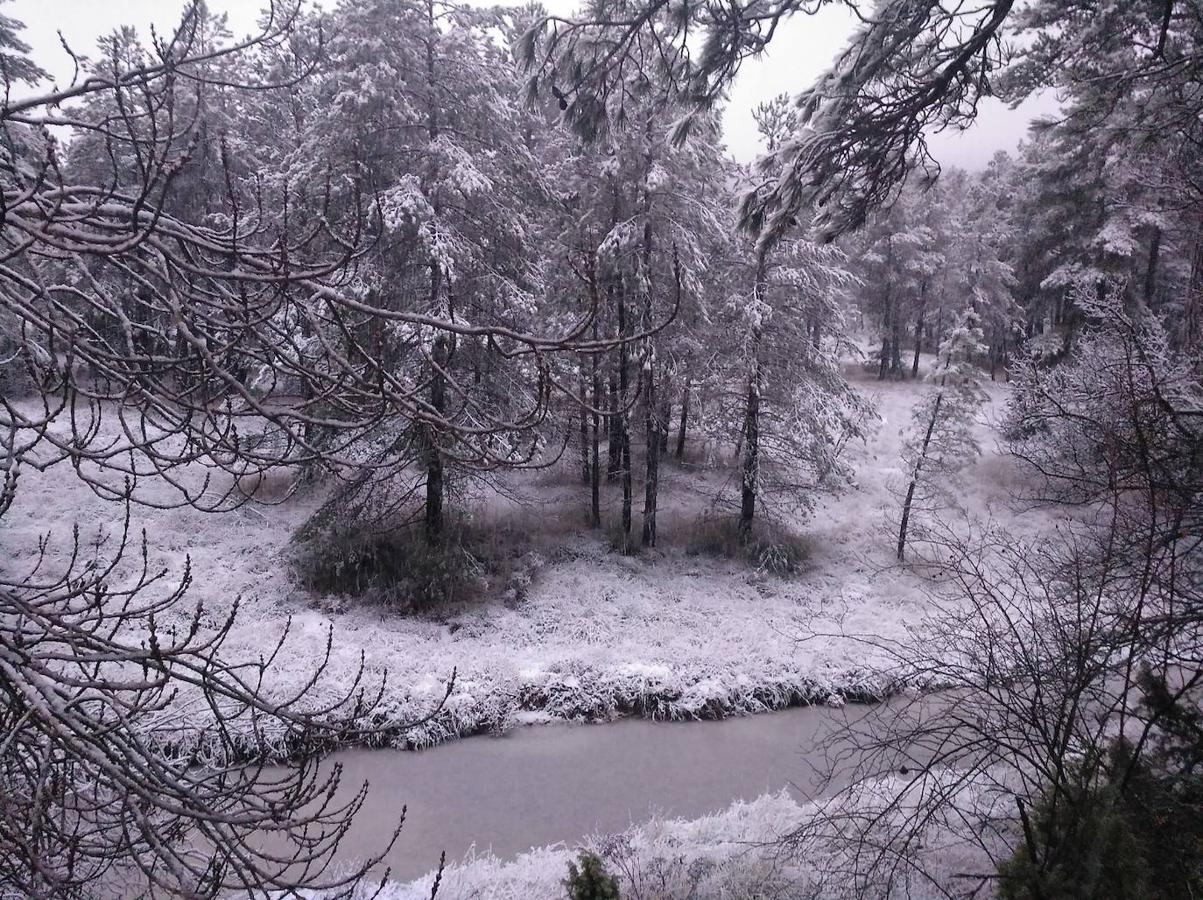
[{"x1": 2, "y1": 368, "x2": 1033, "y2": 749}]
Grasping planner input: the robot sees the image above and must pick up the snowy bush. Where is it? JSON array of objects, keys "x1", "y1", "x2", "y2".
[
  {"x1": 292, "y1": 522, "x2": 486, "y2": 612},
  {"x1": 684, "y1": 513, "x2": 809, "y2": 576}
]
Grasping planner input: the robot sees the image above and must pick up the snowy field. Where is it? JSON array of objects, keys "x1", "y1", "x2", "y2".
[{"x1": 3, "y1": 368, "x2": 1031, "y2": 750}]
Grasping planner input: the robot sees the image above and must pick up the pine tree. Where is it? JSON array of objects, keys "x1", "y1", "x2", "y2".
[{"x1": 896, "y1": 308, "x2": 988, "y2": 561}]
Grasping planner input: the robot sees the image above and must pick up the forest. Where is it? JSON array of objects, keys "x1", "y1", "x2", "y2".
[{"x1": 0, "y1": 0, "x2": 1200, "y2": 897}]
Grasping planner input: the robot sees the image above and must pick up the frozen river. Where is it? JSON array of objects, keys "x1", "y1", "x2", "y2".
[{"x1": 321, "y1": 702, "x2": 886, "y2": 883}]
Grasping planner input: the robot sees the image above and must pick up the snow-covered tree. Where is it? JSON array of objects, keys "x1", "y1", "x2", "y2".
[
  {"x1": 842, "y1": 183, "x2": 947, "y2": 380},
  {"x1": 284, "y1": 0, "x2": 555, "y2": 542},
  {"x1": 895, "y1": 308, "x2": 988, "y2": 560},
  {"x1": 842, "y1": 170, "x2": 1014, "y2": 383},
  {"x1": 722, "y1": 102, "x2": 873, "y2": 538}
]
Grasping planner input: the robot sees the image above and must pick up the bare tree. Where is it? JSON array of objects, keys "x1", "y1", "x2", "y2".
[
  {"x1": 0, "y1": 7, "x2": 480, "y2": 895},
  {"x1": 0, "y1": 469, "x2": 455, "y2": 898}
]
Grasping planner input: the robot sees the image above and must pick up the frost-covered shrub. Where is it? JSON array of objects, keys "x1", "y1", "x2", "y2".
[
  {"x1": 565, "y1": 851, "x2": 620, "y2": 900},
  {"x1": 684, "y1": 514, "x2": 808, "y2": 576},
  {"x1": 292, "y1": 523, "x2": 484, "y2": 612},
  {"x1": 502, "y1": 551, "x2": 545, "y2": 606}
]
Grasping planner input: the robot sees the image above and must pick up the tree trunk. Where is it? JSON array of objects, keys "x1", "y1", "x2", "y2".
[
  {"x1": 579, "y1": 370, "x2": 589, "y2": 485},
  {"x1": 617, "y1": 286, "x2": 632, "y2": 552},
  {"x1": 659, "y1": 392, "x2": 670, "y2": 457},
  {"x1": 912, "y1": 313, "x2": 924, "y2": 379},
  {"x1": 911, "y1": 287, "x2": 927, "y2": 379},
  {"x1": 591, "y1": 340, "x2": 601, "y2": 529},
  {"x1": 620, "y1": 431, "x2": 632, "y2": 546},
  {"x1": 425, "y1": 331, "x2": 449, "y2": 543},
  {"x1": 878, "y1": 283, "x2": 893, "y2": 380},
  {"x1": 739, "y1": 377, "x2": 760, "y2": 542},
  {"x1": 675, "y1": 380, "x2": 690, "y2": 460},
  {"x1": 890, "y1": 314, "x2": 903, "y2": 376},
  {"x1": 897, "y1": 389, "x2": 944, "y2": 561},
  {"x1": 423, "y1": 10, "x2": 445, "y2": 544},
  {"x1": 1188, "y1": 214, "x2": 1203, "y2": 345},
  {"x1": 638, "y1": 123, "x2": 657, "y2": 550},
  {"x1": 641, "y1": 367, "x2": 659, "y2": 548},
  {"x1": 739, "y1": 251, "x2": 767, "y2": 542},
  {"x1": 1144, "y1": 225, "x2": 1162, "y2": 307},
  {"x1": 583, "y1": 268, "x2": 603, "y2": 529},
  {"x1": 607, "y1": 371, "x2": 621, "y2": 481}
]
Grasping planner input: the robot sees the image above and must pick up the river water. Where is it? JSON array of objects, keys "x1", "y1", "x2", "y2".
[{"x1": 323, "y1": 703, "x2": 882, "y2": 883}]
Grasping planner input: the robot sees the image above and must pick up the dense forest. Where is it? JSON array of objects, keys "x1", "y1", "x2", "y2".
[{"x1": 0, "y1": 0, "x2": 1200, "y2": 897}]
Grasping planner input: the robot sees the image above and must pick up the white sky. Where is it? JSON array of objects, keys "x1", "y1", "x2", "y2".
[{"x1": 8, "y1": 0, "x2": 1052, "y2": 169}]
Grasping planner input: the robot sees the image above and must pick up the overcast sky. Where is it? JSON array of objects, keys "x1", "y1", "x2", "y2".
[{"x1": 8, "y1": 0, "x2": 1052, "y2": 169}]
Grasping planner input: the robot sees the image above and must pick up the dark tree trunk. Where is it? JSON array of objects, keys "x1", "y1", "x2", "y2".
[
  {"x1": 897, "y1": 388, "x2": 944, "y2": 561},
  {"x1": 912, "y1": 314, "x2": 924, "y2": 379},
  {"x1": 1188, "y1": 214, "x2": 1203, "y2": 345},
  {"x1": 579, "y1": 371, "x2": 590, "y2": 485},
  {"x1": 890, "y1": 314, "x2": 903, "y2": 376},
  {"x1": 659, "y1": 392, "x2": 670, "y2": 457},
  {"x1": 583, "y1": 267, "x2": 603, "y2": 529},
  {"x1": 675, "y1": 380, "x2": 690, "y2": 460},
  {"x1": 423, "y1": 20, "x2": 446, "y2": 545},
  {"x1": 620, "y1": 434, "x2": 632, "y2": 547},
  {"x1": 607, "y1": 371, "x2": 621, "y2": 481},
  {"x1": 642, "y1": 369, "x2": 659, "y2": 548},
  {"x1": 739, "y1": 378, "x2": 760, "y2": 542},
  {"x1": 425, "y1": 331, "x2": 449, "y2": 543},
  {"x1": 878, "y1": 283, "x2": 893, "y2": 380},
  {"x1": 617, "y1": 286, "x2": 632, "y2": 552},
  {"x1": 911, "y1": 287, "x2": 926, "y2": 379},
  {"x1": 638, "y1": 127, "x2": 658, "y2": 550},
  {"x1": 591, "y1": 343, "x2": 601, "y2": 529},
  {"x1": 1143, "y1": 225, "x2": 1162, "y2": 307},
  {"x1": 739, "y1": 251, "x2": 767, "y2": 542}
]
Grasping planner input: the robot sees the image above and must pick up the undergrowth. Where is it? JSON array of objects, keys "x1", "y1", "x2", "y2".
[
  {"x1": 684, "y1": 514, "x2": 810, "y2": 576},
  {"x1": 292, "y1": 513, "x2": 549, "y2": 613}
]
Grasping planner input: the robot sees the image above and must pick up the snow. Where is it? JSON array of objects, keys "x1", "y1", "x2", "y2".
[{"x1": 1, "y1": 366, "x2": 1037, "y2": 752}]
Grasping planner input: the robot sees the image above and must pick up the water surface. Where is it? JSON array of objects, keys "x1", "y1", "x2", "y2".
[{"x1": 326, "y1": 704, "x2": 883, "y2": 882}]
